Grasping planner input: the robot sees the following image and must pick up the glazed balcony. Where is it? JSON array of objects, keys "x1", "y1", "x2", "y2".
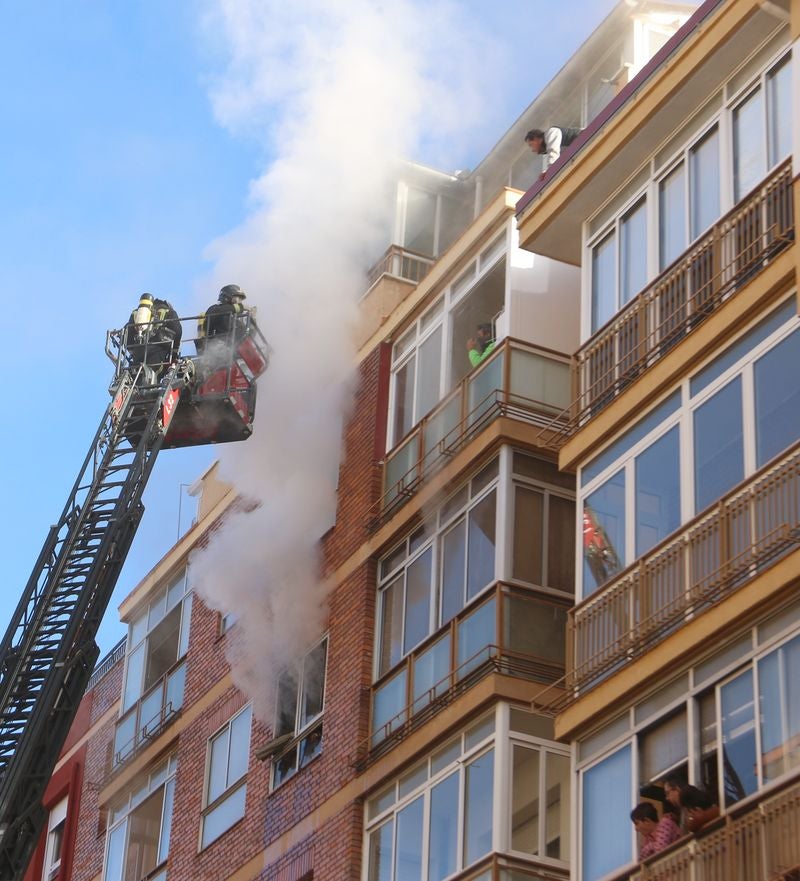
[
  {"x1": 552, "y1": 160, "x2": 793, "y2": 443},
  {"x1": 446, "y1": 852, "x2": 569, "y2": 881},
  {"x1": 364, "y1": 582, "x2": 568, "y2": 764},
  {"x1": 608, "y1": 771, "x2": 800, "y2": 881},
  {"x1": 553, "y1": 438, "x2": 800, "y2": 710},
  {"x1": 366, "y1": 244, "x2": 436, "y2": 289},
  {"x1": 378, "y1": 339, "x2": 571, "y2": 524}
]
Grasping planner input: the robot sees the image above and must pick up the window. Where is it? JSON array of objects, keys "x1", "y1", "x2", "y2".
[
  {"x1": 42, "y1": 797, "x2": 68, "y2": 881},
  {"x1": 578, "y1": 299, "x2": 800, "y2": 597},
  {"x1": 114, "y1": 571, "x2": 192, "y2": 767},
  {"x1": 577, "y1": 621, "x2": 800, "y2": 879},
  {"x1": 272, "y1": 637, "x2": 328, "y2": 788},
  {"x1": 103, "y1": 758, "x2": 176, "y2": 881},
  {"x1": 387, "y1": 233, "x2": 507, "y2": 450},
  {"x1": 201, "y1": 705, "x2": 252, "y2": 848},
  {"x1": 510, "y1": 747, "x2": 570, "y2": 862}
]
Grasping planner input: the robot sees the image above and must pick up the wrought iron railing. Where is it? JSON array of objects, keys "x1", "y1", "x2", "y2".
[
  {"x1": 87, "y1": 637, "x2": 127, "y2": 689},
  {"x1": 365, "y1": 244, "x2": 436, "y2": 290},
  {"x1": 542, "y1": 160, "x2": 794, "y2": 444},
  {"x1": 376, "y1": 339, "x2": 571, "y2": 524},
  {"x1": 361, "y1": 583, "x2": 567, "y2": 766},
  {"x1": 544, "y1": 438, "x2": 800, "y2": 712},
  {"x1": 606, "y1": 772, "x2": 800, "y2": 881}
]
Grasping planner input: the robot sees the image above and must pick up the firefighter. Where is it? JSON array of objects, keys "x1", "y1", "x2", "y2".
[
  {"x1": 124, "y1": 293, "x2": 182, "y2": 374},
  {"x1": 197, "y1": 285, "x2": 248, "y2": 358}
]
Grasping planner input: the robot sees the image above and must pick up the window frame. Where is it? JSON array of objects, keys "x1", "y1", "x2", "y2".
[
  {"x1": 41, "y1": 796, "x2": 68, "y2": 881},
  {"x1": 200, "y1": 704, "x2": 252, "y2": 849},
  {"x1": 577, "y1": 296, "x2": 800, "y2": 597}
]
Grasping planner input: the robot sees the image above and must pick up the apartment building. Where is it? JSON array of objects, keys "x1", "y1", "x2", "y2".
[
  {"x1": 517, "y1": 0, "x2": 797, "y2": 879},
  {"x1": 22, "y1": 3, "x2": 743, "y2": 881}
]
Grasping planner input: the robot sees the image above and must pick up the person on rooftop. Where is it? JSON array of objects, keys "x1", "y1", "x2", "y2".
[{"x1": 525, "y1": 126, "x2": 582, "y2": 169}]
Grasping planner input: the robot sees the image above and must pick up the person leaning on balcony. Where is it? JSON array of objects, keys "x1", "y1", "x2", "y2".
[
  {"x1": 631, "y1": 802, "x2": 682, "y2": 860},
  {"x1": 466, "y1": 323, "x2": 496, "y2": 368},
  {"x1": 525, "y1": 126, "x2": 582, "y2": 173},
  {"x1": 662, "y1": 773, "x2": 689, "y2": 832},
  {"x1": 679, "y1": 784, "x2": 720, "y2": 834}
]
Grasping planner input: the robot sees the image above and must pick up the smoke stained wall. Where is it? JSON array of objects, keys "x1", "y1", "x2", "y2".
[{"x1": 189, "y1": 0, "x2": 495, "y2": 722}]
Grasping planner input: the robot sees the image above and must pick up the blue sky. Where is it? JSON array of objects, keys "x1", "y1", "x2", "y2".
[{"x1": 0, "y1": 0, "x2": 618, "y2": 657}]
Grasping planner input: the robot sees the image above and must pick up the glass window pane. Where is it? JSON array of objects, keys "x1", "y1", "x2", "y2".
[
  {"x1": 635, "y1": 427, "x2": 681, "y2": 556},
  {"x1": 467, "y1": 491, "x2": 496, "y2": 599},
  {"x1": 457, "y1": 597, "x2": 496, "y2": 679},
  {"x1": 640, "y1": 710, "x2": 688, "y2": 782},
  {"x1": 416, "y1": 326, "x2": 442, "y2": 420},
  {"x1": 441, "y1": 520, "x2": 466, "y2": 624},
  {"x1": 228, "y1": 706, "x2": 252, "y2": 785},
  {"x1": 372, "y1": 669, "x2": 407, "y2": 745},
  {"x1": 368, "y1": 820, "x2": 394, "y2": 881},
  {"x1": 104, "y1": 823, "x2": 127, "y2": 881},
  {"x1": 404, "y1": 549, "x2": 433, "y2": 655},
  {"x1": 690, "y1": 128, "x2": 720, "y2": 238},
  {"x1": 428, "y1": 772, "x2": 459, "y2": 881},
  {"x1": 395, "y1": 796, "x2": 424, "y2": 881},
  {"x1": 720, "y1": 669, "x2": 758, "y2": 806},
  {"x1": 379, "y1": 576, "x2": 404, "y2": 676},
  {"x1": 208, "y1": 728, "x2": 230, "y2": 804},
  {"x1": 694, "y1": 377, "x2": 744, "y2": 511},
  {"x1": 464, "y1": 749, "x2": 494, "y2": 866},
  {"x1": 393, "y1": 358, "x2": 416, "y2": 445},
  {"x1": 301, "y1": 640, "x2": 328, "y2": 726},
  {"x1": 178, "y1": 593, "x2": 192, "y2": 658},
  {"x1": 767, "y1": 58, "x2": 792, "y2": 166},
  {"x1": 592, "y1": 230, "x2": 617, "y2": 332},
  {"x1": 754, "y1": 329, "x2": 800, "y2": 466},
  {"x1": 548, "y1": 495, "x2": 576, "y2": 593},
  {"x1": 201, "y1": 783, "x2": 246, "y2": 849},
  {"x1": 733, "y1": 88, "x2": 766, "y2": 200},
  {"x1": 545, "y1": 752, "x2": 571, "y2": 861},
  {"x1": 144, "y1": 604, "x2": 181, "y2": 692},
  {"x1": 157, "y1": 778, "x2": 175, "y2": 865},
  {"x1": 621, "y1": 199, "x2": 648, "y2": 304},
  {"x1": 511, "y1": 746, "x2": 540, "y2": 854},
  {"x1": 124, "y1": 790, "x2": 163, "y2": 881},
  {"x1": 412, "y1": 635, "x2": 451, "y2": 712},
  {"x1": 659, "y1": 163, "x2": 686, "y2": 270},
  {"x1": 504, "y1": 594, "x2": 566, "y2": 664},
  {"x1": 583, "y1": 470, "x2": 625, "y2": 596},
  {"x1": 275, "y1": 671, "x2": 298, "y2": 738},
  {"x1": 513, "y1": 486, "x2": 544, "y2": 586},
  {"x1": 582, "y1": 746, "x2": 633, "y2": 881},
  {"x1": 759, "y1": 634, "x2": 800, "y2": 783},
  {"x1": 404, "y1": 186, "x2": 436, "y2": 255},
  {"x1": 123, "y1": 645, "x2": 145, "y2": 713},
  {"x1": 165, "y1": 660, "x2": 186, "y2": 715}
]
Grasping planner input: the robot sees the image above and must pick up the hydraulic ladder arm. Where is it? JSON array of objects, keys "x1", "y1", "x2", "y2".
[{"x1": 0, "y1": 360, "x2": 190, "y2": 881}]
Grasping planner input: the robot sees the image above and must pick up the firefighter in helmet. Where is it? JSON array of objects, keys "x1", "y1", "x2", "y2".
[
  {"x1": 196, "y1": 285, "x2": 248, "y2": 357},
  {"x1": 124, "y1": 293, "x2": 182, "y2": 373}
]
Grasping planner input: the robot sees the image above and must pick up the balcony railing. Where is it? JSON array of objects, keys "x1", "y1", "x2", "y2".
[
  {"x1": 361, "y1": 583, "x2": 568, "y2": 766},
  {"x1": 543, "y1": 160, "x2": 794, "y2": 443},
  {"x1": 610, "y1": 772, "x2": 800, "y2": 881},
  {"x1": 366, "y1": 244, "x2": 436, "y2": 290},
  {"x1": 112, "y1": 658, "x2": 186, "y2": 770},
  {"x1": 549, "y1": 438, "x2": 800, "y2": 711},
  {"x1": 87, "y1": 636, "x2": 127, "y2": 689},
  {"x1": 377, "y1": 339, "x2": 571, "y2": 524},
  {"x1": 445, "y1": 852, "x2": 569, "y2": 881}
]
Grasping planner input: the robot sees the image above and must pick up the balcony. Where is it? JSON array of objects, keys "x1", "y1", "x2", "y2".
[
  {"x1": 551, "y1": 160, "x2": 794, "y2": 442},
  {"x1": 112, "y1": 658, "x2": 186, "y2": 770},
  {"x1": 554, "y1": 438, "x2": 800, "y2": 708},
  {"x1": 363, "y1": 583, "x2": 568, "y2": 765},
  {"x1": 378, "y1": 339, "x2": 571, "y2": 523},
  {"x1": 366, "y1": 244, "x2": 436, "y2": 289},
  {"x1": 446, "y1": 852, "x2": 570, "y2": 881},
  {"x1": 611, "y1": 773, "x2": 800, "y2": 881}
]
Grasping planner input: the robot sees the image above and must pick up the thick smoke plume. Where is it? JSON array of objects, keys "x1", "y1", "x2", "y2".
[{"x1": 189, "y1": 0, "x2": 492, "y2": 722}]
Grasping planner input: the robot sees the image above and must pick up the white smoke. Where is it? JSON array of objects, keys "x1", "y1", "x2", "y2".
[{"x1": 189, "y1": 0, "x2": 495, "y2": 722}]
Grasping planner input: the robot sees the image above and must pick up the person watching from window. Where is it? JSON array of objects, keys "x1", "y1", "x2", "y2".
[
  {"x1": 679, "y1": 784, "x2": 720, "y2": 834},
  {"x1": 631, "y1": 802, "x2": 682, "y2": 860},
  {"x1": 466, "y1": 323, "x2": 496, "y2": 368},
  {"x1": 662, "y1": 774, "x2": 689, "y2": 832}
]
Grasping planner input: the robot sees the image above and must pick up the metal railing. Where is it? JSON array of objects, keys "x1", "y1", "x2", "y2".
[
  {"x1": 87, "y1": 637, "x2": 127, "y2": 689},
  {"x1": 365, "y1": 244, "x2": 436, "y2": 290},
  {"x1": 361, "y1": 583, "x2": 568, "y2": 766},
  {"x1": 376, "y1": 339, "x2": 571, "y2": 524},
  {"x1": 612, "y1": 773, "x2": 800, "y2": 880},
  {"x1": 548, "y1": 438, "x2": 800, "y2": 711},
  {"x1": 543, "y1": 160, "x2": 794, "y2": 444},
  {"x1": 444, "y1": 852, "x2": 569, "y2": 881}
]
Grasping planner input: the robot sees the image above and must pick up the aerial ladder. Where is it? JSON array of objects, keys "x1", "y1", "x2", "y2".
[{"x1": 0, "y1": 307, "x2": 268, "y2": 881}]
